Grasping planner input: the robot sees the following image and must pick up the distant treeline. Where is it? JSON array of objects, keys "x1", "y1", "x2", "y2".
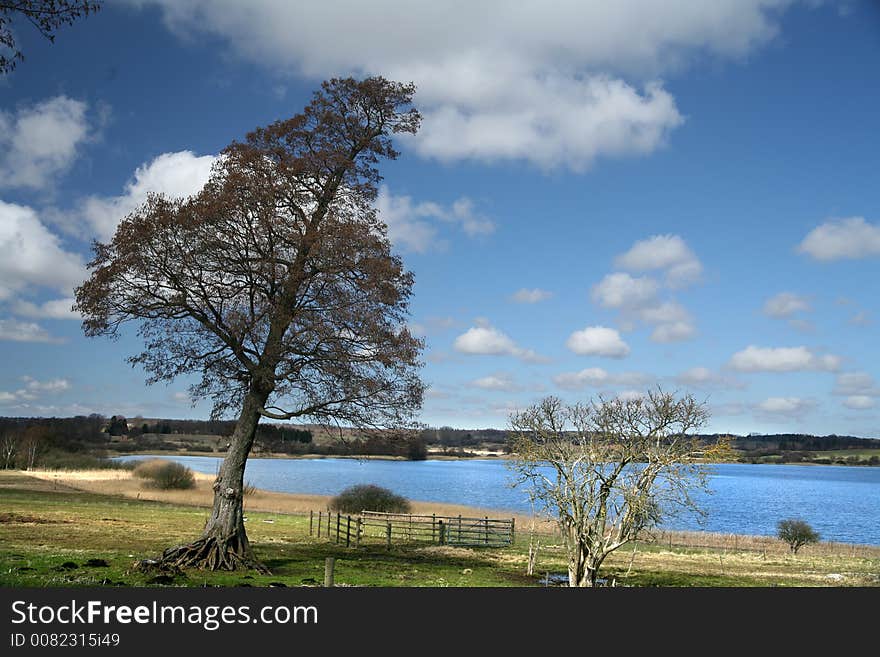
[{"x1": 0, "y1": 415, "x2": 876, "y2": 469}]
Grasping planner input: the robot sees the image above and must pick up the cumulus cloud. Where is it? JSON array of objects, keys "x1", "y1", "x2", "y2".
[
  {"x1": 590, "y1": 235, "x2": 701, "y2": 341},
  {"x1": 675, "y1": 367, "x2": 745, "y2": 390},
  {"x1": 591, "y1": 273, "x2": 659, "y2": 309},
  {"x1": 843, "y1": 396, "x2": 876, "y2": 410},
  {"x1": 453, "y1": 321, "x2": 542, "y2": 362},
  {"x1": 553, "y1": 367, "x2": 649, "y2": 390},
  {"x1": 79, "y1": 150, "x2": 216, "y2": 241},
  {"x1": 798, "y1": 217, "x2": 880, "y2": 261},
  {"x1": 755, "y1": 397, "x2": 816, "y2": 418},
  {"x1": 0, "y1": 96, "x2": 91, "y2": 190},
  {"x1": 833, "y1": 372, "x2": 880, "y2": 398},
  {"x1": 613, "y1": 234, "x2": 702, "y2": 287},
  {"x1": 0, "y1": 376, "x2": 72, "y2": 408},
  {"x1": 0, "y1": 319, "x2": 64, "y2": 343},
  {"x1": 728, "y1": 345, "x2": 841, "y2": 372},
  {"x1": 0, "y1": 201, "x2": 85, "y2": 301},
  {"x1": 376, "y1": 185, "x2": 494, "y2": 252},
  {"x1": 511, "y1": 288, "x2": 553, "y2": 304},
  {"x1": 763, "y1": 292, "x2": 811, "y2": 318},
  {"x1": 12, "y1": 298, "x2": 79, "y2": 320},
  {"x1": 132, "y1": 0, "x2": 808, "y2": 170},
  {"x1": 566, "y1": 326, "x2": 630, "y2": 359},
  {"x1": 470, "y1": 373, "x2": 521, "y2": 392}
]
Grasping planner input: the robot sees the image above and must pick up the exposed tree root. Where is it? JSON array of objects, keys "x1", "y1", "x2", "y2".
[{"x1": 136, "y1": 535, "x2": 270, "y2": 575}]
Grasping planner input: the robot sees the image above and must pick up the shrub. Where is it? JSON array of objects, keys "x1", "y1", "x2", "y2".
[
  {"x1": 330, "y1": 484, "x2": 411, "y2": 514},
  {"x1": 133, "y1": 459, "x2": 195, "y2": 490},
  {"x1": 777, "y1": 518, "x2": 820, "y2": 554}
]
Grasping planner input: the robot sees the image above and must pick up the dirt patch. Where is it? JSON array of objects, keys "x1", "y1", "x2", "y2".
[{"x1": 0, "y1": 512, "x2": 65, "y2": 524}]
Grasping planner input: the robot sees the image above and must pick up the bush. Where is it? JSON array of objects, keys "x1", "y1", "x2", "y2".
[
  {"x1": 133, "y1": 459, "x2": 195, "y2": 490},
  {"x1": 330, "y1": 484, "x2": 411, "y2": 514},
  {"x1": 777, "y1": 518, "x2": 820, "y2": 554}
]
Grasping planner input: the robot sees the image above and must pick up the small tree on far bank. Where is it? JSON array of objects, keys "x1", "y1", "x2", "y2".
[
  {"x1": 777, "y1": 519, "x2": 819, "y2": 554},
  {"x1": 509, "y1": 390, "x2": 727, "y2": 587}
]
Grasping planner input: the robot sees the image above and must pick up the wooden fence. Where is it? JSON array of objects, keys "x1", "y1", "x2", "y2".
[{"x1": 308, "y1": 510, "x2": 515, "y2": 549}]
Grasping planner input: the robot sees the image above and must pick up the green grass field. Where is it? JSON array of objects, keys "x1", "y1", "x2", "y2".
[{"x1": 1, "y1": 471, "x2": 878, "y2": 587}]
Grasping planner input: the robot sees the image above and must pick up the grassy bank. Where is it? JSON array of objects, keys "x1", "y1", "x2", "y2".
[{"x1": 1, "y1": 471, "x2": 878, "y2": 587}]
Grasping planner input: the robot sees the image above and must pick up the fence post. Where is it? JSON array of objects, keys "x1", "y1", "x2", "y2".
[
  {"x1": 484, "y1": 516, "x2": 489, "y2": 544},
  {"x1": 317, "y1": 511, "x2": 322, "y2": 538},
  {"x1": 386, "y1": 521, "x2": 392, "y2": 550},
  {"x1": 309, "y1": 510, "x2": 314, "y2": 537},
  {"x1": 458, "y1": 515, "x2": 462, "y2": 543},
  {"x1": 432, "y1": 514, "x2": 436, "y2": 542},
  {"x1": 510, "y1": 517, "x2": 516, "y2": 544},
  {"x1": 324, "y1": 557, "x2": 335, "y2": 587},
  {"x1": 355, "y1": 516, "x2": 362, "y2": 548},
  {"x1": 336, "y1": 513, "x2": 341, "y2": 544},
  {"x1": 438, "y1": 520, "x2": 446, "y2": 545},
  {"x1": 346, "y1": 515, "x2": 352, "y2": 547}
]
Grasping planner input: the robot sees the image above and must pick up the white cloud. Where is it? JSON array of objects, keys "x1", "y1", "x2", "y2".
[
  {"x1": 376, "y1": 185, "x2": 494, "y2": 253},
  {"x1": 12, "y1": 298, "x2": 79, "y2": 320},
  {"x1": 0, "y1": 319, "x2": 64, "y2": 343},
  {"x1": 755, "y1": 396, "x2": 815, "y2": 417},
  {"x1": 79, "y1": 151, "x2": 216, "y2": 241},
  {"x1": 0, "y1": 201, "x2": 85, "y2": 301},
  {"x1": 410, "y1": 75, "x2": 683, "y2": 171},
  {"x1": 553, "y1": 367, "x2": 649, "y2": 390},
  {"x1": 844, "y1": 396, "x2": 876, "y2": 410},
  {"x1": 453, "y1": 321, "x2": 542, "y2": 362},
  {"x1": 833, "y1": 372, "x2": 880, "y2": 397},
  {"x1": 798, "y1": 217, "x2": 880, "y2": 261},
  {"x1": 650, "y1": 321, "x2": 695, "y2": 343},
  {"x1": 591, "y1": 235, "x2": 701, "y2": 342},
  {"x1": 566, "y1": 325, "x2": 630, "y2": 359},
  {"x1": 470, "y1": 373, "x2": 521, "y2": 392},
  {"x1": 728, "y1": 345, "x2": 841, "y2": 372},
  {"x1": 134, "y1": 0, "x2": 809, "y2": 170},
  {"x1": 591, "y1": 272, "x2": 659, "y2": 309},
  {"x1": 675, "y1": 366, "x2": 745, "y2": 390},
  {"x1": 511, "y1": 288, "x2": 553, "y2": 304},
  {"x1": 0, "y1": 96, "x2": 90, "y2": 190},
  {"x1": 639, "y1": 301, "x2": 695, "y2": 342},
  {"x1": 763, "y1": 292, "x2": 810, "y2": 318},
  {"x1": 0, "y1": 377, "x2": 72, "y2": 407},
  {"x1": 614, "y1": 234, "x2": 702, "y2": 287}
]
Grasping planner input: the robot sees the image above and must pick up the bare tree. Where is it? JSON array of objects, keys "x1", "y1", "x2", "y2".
[
  {"x1": 75, "y1": 77, "x2": 425, "y2": 572},
  {"x1": 1, "y1": 432, "x2": 18, "y2": 469},
  {"x1": 1, "y1": 1, "x2": 101, "y2": 74},
  {"x1": 777, "y1": 519, "x2": 819, "y2": 554},
  {"x1": 20, "y1": 425, "x2": 46, "y2": 470},
  {"x1": 509, "y1": 390, "x2": 727, "y2": 587}
]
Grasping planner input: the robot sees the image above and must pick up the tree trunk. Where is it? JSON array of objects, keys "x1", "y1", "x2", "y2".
[{"x1": 155, "y1": 388, "x2": 270, "y2": 573}]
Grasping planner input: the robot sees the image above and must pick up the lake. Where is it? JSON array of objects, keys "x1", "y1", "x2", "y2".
[{"x1": 118, "y1": 455, "x2": 880, "y2": 545}]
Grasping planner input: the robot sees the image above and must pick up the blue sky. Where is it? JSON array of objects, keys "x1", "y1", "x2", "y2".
[{"x1": 1, "y1": 1, "x2": 878, "y2": 436}]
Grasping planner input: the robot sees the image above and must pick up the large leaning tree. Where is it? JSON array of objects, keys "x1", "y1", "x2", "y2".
[
  {"x1": 509, "y1": 390, "x2": 728, "y2": 587},
  {"x1": 74, "y1": 77, "x2": 425, "y2": 572}
]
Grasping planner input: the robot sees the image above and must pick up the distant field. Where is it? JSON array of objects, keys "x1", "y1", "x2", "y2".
[
  {"x1": 811, "y1": 449, "x2": 880, "y2": 459},
  {"x1": 1, "y1": 471, "x2": 878, "y2": 588}
]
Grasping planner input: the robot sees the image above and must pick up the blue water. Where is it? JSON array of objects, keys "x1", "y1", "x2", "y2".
[{"x1": 118, "y1": 455, "x2": 880, "y2": 545}]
